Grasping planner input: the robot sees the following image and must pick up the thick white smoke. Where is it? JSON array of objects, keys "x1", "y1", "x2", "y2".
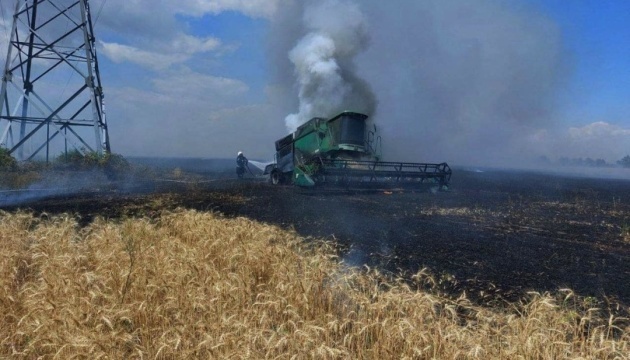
[{"x1": 284, "y1": 0, "x2": 375, "y2": 131}]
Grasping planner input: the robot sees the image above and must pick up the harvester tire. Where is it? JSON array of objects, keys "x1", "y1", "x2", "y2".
[{"x1": 270, "y1": 170, "x2": 283, "y2": 185}]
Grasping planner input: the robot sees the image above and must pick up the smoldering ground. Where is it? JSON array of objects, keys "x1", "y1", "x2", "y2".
[
  {"x1": 0, "y1": 169, "x2": 155, "y2": 207},
  {"x1": 0, "y1": 157, "x2": 270, "y2": 207},
  {"x1": 7, "y1": 170, "x2": 630, "y2": 309},
  {"x1": 270, "y1": 0, "x2": 569, "y2": 167}
]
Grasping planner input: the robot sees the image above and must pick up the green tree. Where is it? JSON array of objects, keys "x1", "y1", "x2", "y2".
[
  {"x1": 0, "y1": 147, "x2": 17, "y2": 170},
  {"x1": 618, "y1": 155, "x2": 630, "y2": 168},
  {"x1": 54, "y1": 149, "x2": 130, "y2": 177}
]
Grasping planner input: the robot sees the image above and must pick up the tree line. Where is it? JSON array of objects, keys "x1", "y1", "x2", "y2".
[{"x1": 538, "y1": 155, "x2": 630, "y2": 168}]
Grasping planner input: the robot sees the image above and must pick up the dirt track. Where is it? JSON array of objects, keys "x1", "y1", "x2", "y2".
[{"x1": 3, "y1": 169, "x2": 630, "y2": 310}]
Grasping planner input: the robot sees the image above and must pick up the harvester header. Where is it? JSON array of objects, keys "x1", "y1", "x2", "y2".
[{"x1": 265, "y1": 111, "x2": 451, "y2": 189}]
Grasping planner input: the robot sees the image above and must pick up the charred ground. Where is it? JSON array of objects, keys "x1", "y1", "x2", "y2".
[{"x1": 3, "y1": 169, "x2": 630, "y2": 312}]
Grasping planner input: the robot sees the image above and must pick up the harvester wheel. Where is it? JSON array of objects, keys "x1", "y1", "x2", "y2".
[{"x1": 270, "y1": 170, "x2": 283, "y2": 185}]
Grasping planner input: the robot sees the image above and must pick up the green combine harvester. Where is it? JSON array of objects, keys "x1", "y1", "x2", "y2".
[{"x1": 264, "y1": 111, "x2": 451, "y2": 189}]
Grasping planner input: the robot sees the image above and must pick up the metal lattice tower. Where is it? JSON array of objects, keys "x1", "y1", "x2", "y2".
[{"x1": 0, "y1": 0, "x2": 109, "y2": 161}]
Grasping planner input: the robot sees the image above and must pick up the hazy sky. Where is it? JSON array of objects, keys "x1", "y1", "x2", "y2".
[{"x1": 0, "y1": 0, "x2": 628, "y2": 165}]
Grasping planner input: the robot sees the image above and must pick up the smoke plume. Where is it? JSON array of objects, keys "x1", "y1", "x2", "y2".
[
  {"x1": 272, "y1": 0, "x2": 567, "y2": 166},
  {"x1": 283, "y1": 0, "x2": 376, "y2": 131}
]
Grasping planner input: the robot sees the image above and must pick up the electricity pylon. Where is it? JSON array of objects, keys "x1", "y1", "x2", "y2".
[{"x1": 0, "y1": 0, "x2": 110, "y2": 162}]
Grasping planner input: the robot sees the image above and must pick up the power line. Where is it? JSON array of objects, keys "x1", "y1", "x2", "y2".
[
  {"x1": 0, "y1": 0, "x2": 11, "y2": 47},
  {"x1": 94, "y1": 0, "x2": 107, "y2": 26}
]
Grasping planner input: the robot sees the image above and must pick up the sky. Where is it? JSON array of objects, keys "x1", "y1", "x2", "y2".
[
  {"x1": 0, "y1": 0, "x2": 629, "y2": 166},
  {"x1": 531, "y1": 0, "x2": 630, "y2": 124}
]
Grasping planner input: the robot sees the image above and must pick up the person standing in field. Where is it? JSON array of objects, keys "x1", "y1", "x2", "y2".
[{"x1": 236, "y1": 151, "x2": 248, "y2": 179}]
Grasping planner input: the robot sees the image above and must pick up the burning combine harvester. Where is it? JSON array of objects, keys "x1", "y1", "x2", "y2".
[{"x1": 264, "y1": 111, "x2": 451, "y2": 189}]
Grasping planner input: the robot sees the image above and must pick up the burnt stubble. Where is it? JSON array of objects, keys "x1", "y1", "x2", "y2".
[{"x1": 4, "y1": 169, "x2": 630, "y2": 311}]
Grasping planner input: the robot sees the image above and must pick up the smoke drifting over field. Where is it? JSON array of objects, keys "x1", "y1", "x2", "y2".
[{"x1": 272, "y1": 0, "x2": 567, "y2": 166}]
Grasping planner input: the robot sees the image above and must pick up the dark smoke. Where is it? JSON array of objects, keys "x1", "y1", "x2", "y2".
[{"x1": 270, "y1": 0, "x2": 567, "y2": 166}]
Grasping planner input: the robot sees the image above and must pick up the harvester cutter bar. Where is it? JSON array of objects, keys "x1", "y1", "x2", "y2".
[{"x1": 318, "y1": 159, "x2": 452, "y2": 187}]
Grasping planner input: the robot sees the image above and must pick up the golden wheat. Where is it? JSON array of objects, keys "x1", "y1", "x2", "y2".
[{"x1": 0, "y1": 209, "x2": 628, "y2": 359}]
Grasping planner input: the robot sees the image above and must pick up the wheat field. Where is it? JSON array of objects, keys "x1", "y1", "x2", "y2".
[{"x1": 1, "y1": 209, "x2": 628, "y2": 359}]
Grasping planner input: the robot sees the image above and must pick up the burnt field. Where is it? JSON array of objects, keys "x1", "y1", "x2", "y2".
[{"x1": 3, "y1": 168, "x2": 630, "y2": 311}]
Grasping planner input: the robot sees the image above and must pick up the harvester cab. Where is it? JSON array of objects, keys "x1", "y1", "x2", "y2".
[{"x1": 264, "y1": 111, "x2": 451, "y2": 190}]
